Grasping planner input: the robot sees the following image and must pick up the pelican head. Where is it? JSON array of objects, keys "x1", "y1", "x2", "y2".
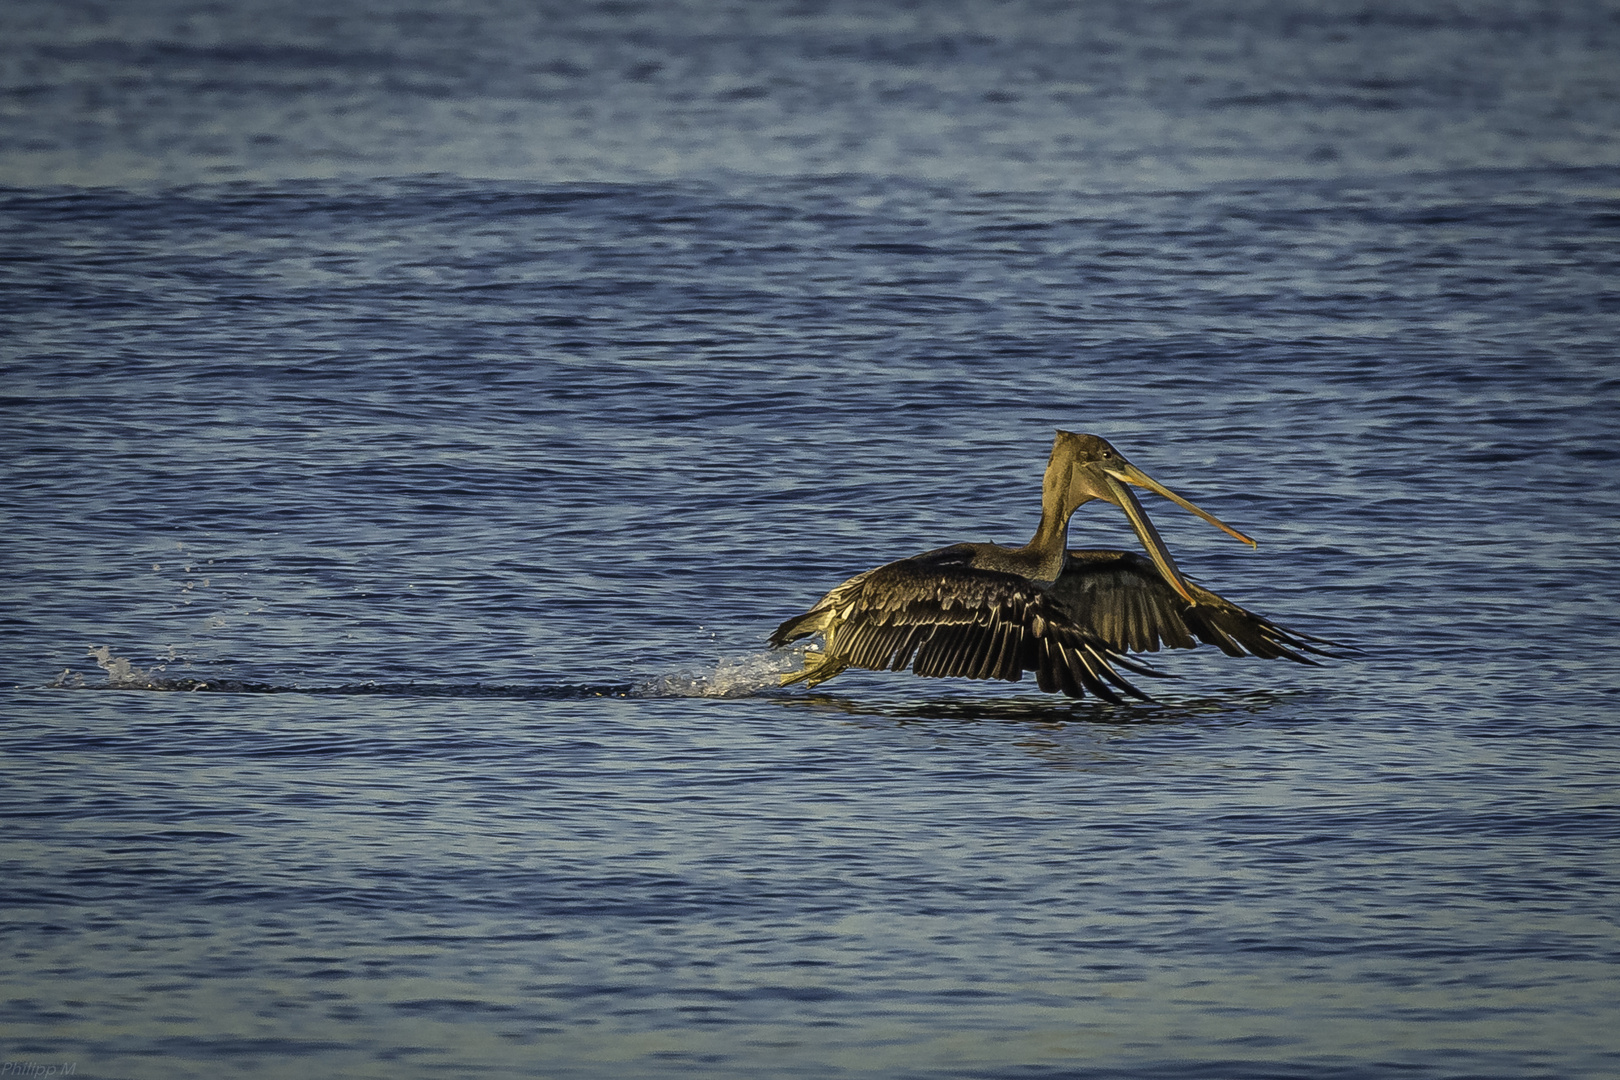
[{"x1": 1051, "y1": 430, "x2": 1256, "y2": 603}]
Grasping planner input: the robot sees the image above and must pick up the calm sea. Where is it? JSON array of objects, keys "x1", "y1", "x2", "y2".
[{"x1": 3, "y1": 1, "x2": 1619, "y2": 1078}]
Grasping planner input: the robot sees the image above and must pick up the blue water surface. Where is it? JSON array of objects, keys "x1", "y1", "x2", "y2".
[{"x1": 3, "y1": 2, "x2": 1619, "y2": 1078}]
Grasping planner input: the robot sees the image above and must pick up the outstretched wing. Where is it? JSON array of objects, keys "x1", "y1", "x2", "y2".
[
  {"x1": 1053, "y1": 549, "x2": 1339, "y2": 662},
  {"x1": 772, "y1": 547, "x2": 1159, "y2": 703}
]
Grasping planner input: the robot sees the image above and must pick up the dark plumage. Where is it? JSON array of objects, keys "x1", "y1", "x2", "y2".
[
  {"x1": 770, "y1": 545, "x2": 1161, "y2": 703},
  {"x1": 1053, "y1": 550, "x2": 1335, "y2": 663},
  {"x1": 770, "y1": 431, "x2": 1334, "y2": 701}
]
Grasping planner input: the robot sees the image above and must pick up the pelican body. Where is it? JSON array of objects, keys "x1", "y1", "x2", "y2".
[{"x1": 769, "y1": 432, "x2": 1332, "y2": 702}]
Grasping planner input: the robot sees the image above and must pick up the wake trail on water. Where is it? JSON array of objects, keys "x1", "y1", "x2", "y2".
[{"x1": 45, "y1": 645, "x2": 805, "y2": 701}]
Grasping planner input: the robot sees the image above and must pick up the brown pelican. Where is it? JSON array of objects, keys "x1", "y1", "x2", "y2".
[{"x1": 769, "y1": 431, "x2": 1333, "y2": 702}]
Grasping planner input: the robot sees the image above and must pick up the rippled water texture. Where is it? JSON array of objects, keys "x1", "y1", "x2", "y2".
[{"x1": 3, "y1": 1, "x2": 1619, "y2": 1078}]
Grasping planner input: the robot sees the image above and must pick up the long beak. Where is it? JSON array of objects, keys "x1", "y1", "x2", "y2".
[
  {"x1": 1103, "y1": 474, "x2": 1197, "y2": 602},
  {"x1": 1100, "y1": 463, "x2": 1256, "y2": 605},
  {"x1": 1105, "y1": 461, "x2": 1257, "y2": 548}
]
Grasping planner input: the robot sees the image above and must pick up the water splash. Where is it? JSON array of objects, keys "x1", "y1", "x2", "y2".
[
  {"x1": 52, "y1": 645, "x2": 178, "y2": 689},
  {"x1": 635, "y1": 650, "x2": 801, "y2": 698}
]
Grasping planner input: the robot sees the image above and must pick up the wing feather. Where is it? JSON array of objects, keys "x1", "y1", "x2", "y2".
[
  {"x1": 1054, "y1": 550, "x2": 1339, "y2": 662},
  {"x1": 772, "y1": 547, "x2": 1153, "y2": 700}
]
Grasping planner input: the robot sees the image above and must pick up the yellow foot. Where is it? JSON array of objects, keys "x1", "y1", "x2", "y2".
[{"x1": 781, "y1": 651, "x2": 848, "y2": 689}]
